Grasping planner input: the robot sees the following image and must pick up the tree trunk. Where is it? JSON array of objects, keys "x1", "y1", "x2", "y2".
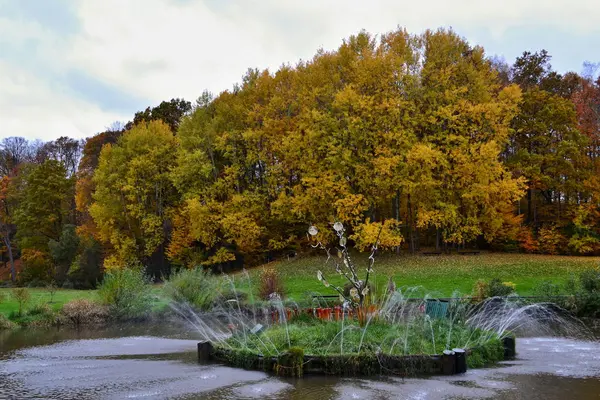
[
  {"x1": 407, "y1": 194, "x2": 415, "y2": 254},
  {"x1": 207, "y1": 143, "x2": 218, "y2": 181},
  {"x1": 4, "y1": 235, "x2": 15, "y2": 282},
  {"x1": 527, "y1": 188, "x2": 532, "y2": 224},
  {"x1": 395, "y1": 189, "x2": 401, "y2": 255}
]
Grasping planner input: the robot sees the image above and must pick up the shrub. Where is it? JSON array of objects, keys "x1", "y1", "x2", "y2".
[
  {"x1": 62, "y1": 299, "x2": 108, "y2": 326},
  {"x1": 534, "y1": 280, "x2": 562, "y2": 299},
  {"x1": 9, "y1": 303, "x2": 58, "y2": 327},
  {"x1": 25, "y1": 279, "x2": 50, "y2": 288},
  {"x1": 569, "y1": 268, "x2": 600, "y2": 318},
  {"x1": 62, "y1": 280, "x2": 75, "y2": 289},
  {"x1": 517, "y1": 228, "x2": 538, "y2": 253},
  {"x1": 164, "y1": 267, "x2": 225, "y2": 310},
  {"x1": 18, "y1": 249, "x2": 53, "y2": 285},
  {"x1": 488, "y1": 279, "x2": 515, "y2": 297},
  {"x1": 467, "y1": 338, "x2": 505, "y2": 368},
  {"x1": 580, "y1": 268, "x2": 600, "y2": 293},
  {"x1": 565, "y1": 273, "x2": 578, "y2": 294},
  {"x1": 471, "y1": 278, "x2": 515, "y2": 301},
  {"x1": 472, "y1": 280, "x2": 489, "y2": 302},
  {"x1": 221, "y1": 286, "x2": 248, "y2": 303},
  {"x1": 11, "y1": 287, "x2": 31, "y2": 316},
  {"x1": 97, "y1": 269, "x2": 153, "y2": 320},
  {"x1": 568, "y1": 234, "x2": 600, "y2": 255},
  {"x1": 536, "y1": 270, "x2": 600, "y2": 318},
  {"x1": 574, "y1": 293, "x2": 600, "y2": 318},
  {"x1": 258, "y1": 268, "x2": 285, "y2": 301},
  {"x1": 538, "y1": 226, "x2": 566, "y2": 255},
  {"x1": 27, "y1": 303, "x2": 52, "y2": 316},
  {"x1": 47, "y1": 282, "x2": 58, "y2": 303},
  {"x1": 0, "y1": 313, "x2": 16, "y2": 330}
]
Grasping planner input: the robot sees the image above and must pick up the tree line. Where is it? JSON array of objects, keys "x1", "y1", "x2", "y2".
[{"x1": 1, "y1": 28, "x2": 599, "y2": 286}]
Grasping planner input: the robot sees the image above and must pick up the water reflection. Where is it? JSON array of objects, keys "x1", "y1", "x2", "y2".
[{"x1": 1, "y1": 325, "x2": 599, "y2": 399}]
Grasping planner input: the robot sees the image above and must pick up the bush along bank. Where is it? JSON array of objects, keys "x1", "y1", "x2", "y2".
[{"x1": 0, "y1": 269, "x2": 163, "y2": 329}]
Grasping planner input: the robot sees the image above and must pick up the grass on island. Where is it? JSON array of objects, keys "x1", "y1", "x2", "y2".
[
  {"x1": 224, "y1": 317, "x2": 500, "y2": 357},
  {"x1": 239, "y1": 252, "x2": 600, "y2": 301}
]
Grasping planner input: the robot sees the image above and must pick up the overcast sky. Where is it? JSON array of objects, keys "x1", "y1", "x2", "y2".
[{"x1": 1, "y1": 0, "x2": 599, "y2": 142}]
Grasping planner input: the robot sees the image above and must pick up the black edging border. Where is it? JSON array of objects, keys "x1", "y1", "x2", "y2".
[{"x1": 197, "y1": 336, "x2": 516, "y2": 377}]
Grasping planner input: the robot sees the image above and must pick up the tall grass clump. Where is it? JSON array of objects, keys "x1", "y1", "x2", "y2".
[
  {"x1": 258, "y1": 267, "x2": 285, "y2": 300},
  {"x1": 98, "y1": 269, "x2": 153, "y2": 320},
  {"x1": 0, "y1": 313, "x2": 16, "y2": 329},
  {"x1": 62, "y1": 299, "x2": 108, "y2": 327},
  {"x1": 164, "y1": 267, "x2": 225, "y2": 311}
]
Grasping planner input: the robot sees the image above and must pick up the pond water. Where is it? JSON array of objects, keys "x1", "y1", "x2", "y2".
[{"x1": 1, "y1": 324, "x2": 599, "y2": 399}]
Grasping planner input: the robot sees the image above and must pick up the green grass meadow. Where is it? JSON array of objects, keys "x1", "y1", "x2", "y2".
[
  {"x1": 240, "y1": 253, "x2": 600, "y2": 300},
  {"x1": 0, "y1": 289, "x2": 96, "y2": 317},
  {"x1": 0, "y1": 286, "x2": 168, "y2": 318},
  {"x1": 1, "y1": 253, "x2": 598, "y2": 317}
]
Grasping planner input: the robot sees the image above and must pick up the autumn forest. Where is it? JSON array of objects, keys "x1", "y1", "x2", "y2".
[{"x1": 1, "y1": 28, "x2": 600, "y2": 286}]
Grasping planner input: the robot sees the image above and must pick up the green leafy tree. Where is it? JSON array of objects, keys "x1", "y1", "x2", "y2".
[
  {"x1": 14, "y1": 160, "x2": 74, "y2": 251},
  {"x1": 11, "y1": 287, "x2": 30, "y2": 317},
  {"x1": 49, "y1": 224, "x2": 80, "y2": 285},
  {"x1": 505, "y1": 51, "x2": 590, "y2": 247},
  {"x1": 68, "y1": 236, "x2": 104, "y2": 289},
  {"x1": 0, "y1": 176, "x2": 17, "y2": 281},
  {"x1": 508, "y1": 88, "x2": 587, "y2": 226},
  {"x1": 126, "y1": 98, "x2": 192, "y2": 133}
]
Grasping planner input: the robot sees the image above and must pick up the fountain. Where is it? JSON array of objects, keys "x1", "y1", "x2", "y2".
[{"x1": 166, "y1": 224, "x2": 594, "y2": 378}]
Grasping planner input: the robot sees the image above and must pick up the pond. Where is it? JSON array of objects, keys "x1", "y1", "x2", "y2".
[{"x1": 1, "y1": 323, "x2": 599, "y2": 399}]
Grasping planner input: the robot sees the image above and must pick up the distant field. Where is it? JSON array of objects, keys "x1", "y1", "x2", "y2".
[
  {"x1": 0, "y1": 286, "x2": 168, "y2": 317},
  {"x1": 1, "y1": 253, "x2": 598, "y2": 317},
  {"x1": 0, "y1": 289, "x2": 97, "y2": 317},
  {"x1": 239, "y1": 252, "x2": 600, "y2": 301}
]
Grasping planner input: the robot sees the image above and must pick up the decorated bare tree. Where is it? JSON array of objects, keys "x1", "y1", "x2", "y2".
[{"x1": 308, "y1": 222, "x2": 382, "y2": 308}]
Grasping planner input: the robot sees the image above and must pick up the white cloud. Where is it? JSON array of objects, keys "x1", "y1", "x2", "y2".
[
  {"x1": 0, "y1": 61, "x2": 129, "y2": 141},
  {"x1": 0, "y1": 12, "x2": 128, "y2": 141},
  {"x1": 2, "y1": 0, "x2": 599, "y2": 141},
  {"x1": 69, "y1": 0, "x2": 600, "y2": 101}
]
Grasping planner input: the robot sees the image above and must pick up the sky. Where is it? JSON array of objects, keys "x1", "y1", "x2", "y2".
[{"x1": 1, "y1": 0, "x2": 599, "y2": 142}]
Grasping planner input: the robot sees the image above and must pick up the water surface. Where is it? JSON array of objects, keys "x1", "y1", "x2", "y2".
[{"x1": 1, "y1": 325, "x2": 599, "y2": 399}]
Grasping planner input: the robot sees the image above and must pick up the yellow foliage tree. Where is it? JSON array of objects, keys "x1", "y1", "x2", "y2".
[{"x1": 90, "y1": 121, "x2": 178, "y2": 275}]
